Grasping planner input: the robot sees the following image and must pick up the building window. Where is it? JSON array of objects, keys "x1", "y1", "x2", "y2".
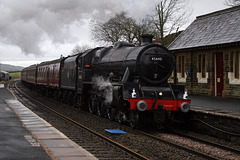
[
  {"x1": 198, "y1": 55, "x2": 202, "y2": 72},
  {"x1": 177, "y1": 55, "x2": 186, "y2": 82},
  {"x1": 198, "y1": 54, "x2": 206, "y2": 78},
  {"x1": 202, "y1": 54, "x2": 206, "y2": 78},
  {"x1": 235, "y1": 52, "x2": 239, "y2": 79},
  {"x1": 178, "y1": 55, "x2": 185, "y2": 78},
  {"x1": 181, "y1": 56, "x2": 185, "y2": 78},
  {"x1": 197, "y1": 54, "x2": 207, "y2": 83},
  {"x1": 228, "y1": 51, "x2": 240, "y2": 84},
  {"x1": 179, "y1": 56, "x2": 182, "y2": 73}
]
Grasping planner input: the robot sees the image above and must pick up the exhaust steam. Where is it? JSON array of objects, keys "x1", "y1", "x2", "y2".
[{"x1": 92, "y1": 76, "x2": 113, "y2": 105}]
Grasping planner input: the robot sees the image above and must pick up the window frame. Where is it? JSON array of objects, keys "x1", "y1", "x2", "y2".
[
  {"x1": 197, "y1": 53, "x2": 207, "y2": 83},
  {"x1": 177, "y1": 55, "x2": 186, "y2": 82},
  {"x1": 234, "y1": 52, "x2": 239, "y2": 79}
]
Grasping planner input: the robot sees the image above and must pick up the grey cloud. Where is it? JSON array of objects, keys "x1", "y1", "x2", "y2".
[{"x1": 0, "y1": 0, "x2": 153, "y2": 56}]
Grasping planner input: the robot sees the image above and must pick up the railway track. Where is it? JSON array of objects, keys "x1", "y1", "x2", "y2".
[
  {"x1": 8, "y1": 80, "x2": 240, "y2": 159},
  {"x1": 171, "y1": 130, "x2": 240, "y2": 155},
  {"x1": 137, "y1": 128, "x2": 240, "y2": 160},
  {"x1": 136, "y1": 129, "x2": 218, "y2": 160}
]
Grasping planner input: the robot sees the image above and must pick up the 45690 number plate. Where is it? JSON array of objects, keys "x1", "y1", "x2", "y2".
[{"x1": 150, "y1": 57, "x2": 163, "y2": 61}]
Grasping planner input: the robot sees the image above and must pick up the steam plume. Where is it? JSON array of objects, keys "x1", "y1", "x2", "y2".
[{"x1": 92, "y1": 76, "x2": 113, "y2": 105}]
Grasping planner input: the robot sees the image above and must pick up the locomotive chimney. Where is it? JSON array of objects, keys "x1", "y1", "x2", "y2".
[{"x1": 141, "y1": 34, "x2": 154, "y2": 45}]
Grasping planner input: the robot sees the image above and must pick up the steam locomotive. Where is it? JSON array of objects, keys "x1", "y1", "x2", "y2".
[{"x1": 21, "y1": 35, "x2": 191, "y2": 128}]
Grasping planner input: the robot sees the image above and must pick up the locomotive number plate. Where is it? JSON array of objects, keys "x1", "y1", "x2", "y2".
[{"x1": 150, "y1": 57, "x2": 162, "y2": 61}]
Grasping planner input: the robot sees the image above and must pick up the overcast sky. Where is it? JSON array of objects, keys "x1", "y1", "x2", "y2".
[{"x1": 0, "y1": 0, "x2": 227, "y2": 67}]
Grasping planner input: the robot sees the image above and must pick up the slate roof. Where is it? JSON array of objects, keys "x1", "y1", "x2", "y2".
[{"x1": 168, "y1": 6, "x2": 240, "y2": 51}]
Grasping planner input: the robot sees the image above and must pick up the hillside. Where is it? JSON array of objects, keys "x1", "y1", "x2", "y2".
[{"x1": 0, "y1": 63, "x2": 24, "y2": 72}]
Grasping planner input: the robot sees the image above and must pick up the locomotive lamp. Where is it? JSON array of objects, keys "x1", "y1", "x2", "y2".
[
  {"x1": 183, "y1": 90, "x2": 188, "y2": 99},
  {"x1": 132, "y1": 88, "x2": 137, "y2": 98},
  {"x1": 159, "y1": 92, "x2": 163, "y2": 96}
]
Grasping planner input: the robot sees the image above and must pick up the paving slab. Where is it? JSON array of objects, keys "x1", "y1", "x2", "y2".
[
  {"x1": 48, "y1": 147, "x2": 91, "y2": 157},
  {"x1": 35, "y1": 133, "x2": 65, "y2": 140},
  {"x1": 40, "y1": 139, "x2": 78, "y2": 148}
]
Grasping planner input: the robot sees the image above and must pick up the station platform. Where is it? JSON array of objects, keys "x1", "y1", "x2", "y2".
[
  {"x1": 189, "y1": 95, "x2": 240, "y2": 119},
  {"x1": 0, "y1": 84, "x2": 97, "y2": 160}
]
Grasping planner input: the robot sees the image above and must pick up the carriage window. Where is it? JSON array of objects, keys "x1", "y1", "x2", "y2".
[
  {"x1": 53, "y1": 66, "x2": 55, "y2": 76},
  {"x1": 44, "y1": 67, "x2": 46, "y2": 78}
]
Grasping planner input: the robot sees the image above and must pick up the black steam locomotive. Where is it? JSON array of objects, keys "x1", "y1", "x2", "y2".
[{"x1": 21, "y1": 35, "x2": 190, "y2": 128}]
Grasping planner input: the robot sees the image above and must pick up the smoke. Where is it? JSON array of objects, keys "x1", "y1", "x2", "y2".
[
  {"x1": 92, "y1": 76, "x2": 113, "y2": 105},
  {"x1": 0, "y1": 0, "x2": 155, "y2": 56}
]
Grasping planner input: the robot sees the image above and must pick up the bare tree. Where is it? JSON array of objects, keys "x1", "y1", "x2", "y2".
[
  {"x1": 91, "y1": 12, "x2": 148, "y2": 45},
  {"x1": 151, "y1": 0, "x2": 191, "y2": 46},
  {"x1": 91, "y1": 1, "x2": 191, "y2": 46},
  {"x1": 71, "y1": 44, "x2": 91, "y2": 55},
  {"x1": 224, "y1": 0, "x2": 240, "y2": 6}
]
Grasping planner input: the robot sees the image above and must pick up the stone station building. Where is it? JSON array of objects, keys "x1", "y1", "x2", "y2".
[{"x1": 168, "y1": 6, "x2": 240, "y2": 99}]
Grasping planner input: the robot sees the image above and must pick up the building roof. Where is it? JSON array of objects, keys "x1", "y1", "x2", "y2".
[
  {"x1": 0, "y1": 70, "x2": 9, "y2": 74},
  {"x1": 168, "y1": 6, "x2": 240, "y2": 51}
]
